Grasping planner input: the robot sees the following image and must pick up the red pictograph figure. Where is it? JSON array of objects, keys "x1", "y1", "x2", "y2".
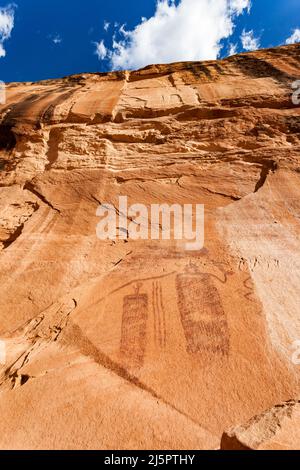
[
  {"x1": 176, "y1": 263, "x2": 229, "y2": 357},
  {"x1": 120, "y1": 283, "x2": 148, "y2": 369}
]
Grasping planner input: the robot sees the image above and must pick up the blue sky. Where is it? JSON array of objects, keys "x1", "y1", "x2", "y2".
[{"x1": 0, "y1": 0, "x2": 299, "y2": 82}]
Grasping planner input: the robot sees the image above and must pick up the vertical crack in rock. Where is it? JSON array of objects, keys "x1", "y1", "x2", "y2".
[
  {"x1": 254, "y1": 161, "x2": 278, "y2": 193},
  {"x1": 45, "y1": 127, "x2": 61, "y2": 171}
]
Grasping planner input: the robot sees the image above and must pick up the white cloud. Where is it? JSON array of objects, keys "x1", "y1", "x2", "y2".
[
  {"x1": 286, "y1": 28, "x2": 300, "y2": 45},
  {"x1": 230, "y1": 0, "x2": 251, "y2": 14},
  {"x1": 104, "y1": 21, "x2": 110, "y2": 32},
  {"x1": 0, "y1": 4, "x2": 15, "y2": 58},
  {"x1": 99, "y1": 0, "x2": 251, "y2": 70},
  {"x1": 95, "y1": 40, "x2": 107, "y2": 60},
  {"x1": 241, "y1": 29, "x2": 260, "y2": 51},
  {"x1": 228, "y1": 42, "x2": 238, "y2": 56},
  {"x1": 52, "y1": 34, "x2": 62, "y2": 44},
  {"x1": 0, "y1": 43, "x2": 6, "y2": 58}
]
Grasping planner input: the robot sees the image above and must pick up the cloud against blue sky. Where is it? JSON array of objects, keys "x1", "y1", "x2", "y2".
[
  {"x1": 286, "y1": 28, "x2": 300, "y2": 45},
  {"x1": 0, "y1": 0, "x2": 299, "y2": 82},
  {"x1": 0, "y1": 3, "x2": 15, "y2": 58},
  {"x1": 102, "y1": 0, "x2": 252, "y2": 69}
]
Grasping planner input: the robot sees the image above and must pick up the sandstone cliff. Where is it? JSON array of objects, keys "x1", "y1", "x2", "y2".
[{"x1": 0, "y1": 44, "x2": 300, "y2": 450}]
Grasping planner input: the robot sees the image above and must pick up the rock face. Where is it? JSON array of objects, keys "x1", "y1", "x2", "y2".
[
  {"x1": 221, "y1": 399, "x2": 300, "y2": 450},
  {"x1": 0, "y1": 43, "x2": 300, "y2": 450}
]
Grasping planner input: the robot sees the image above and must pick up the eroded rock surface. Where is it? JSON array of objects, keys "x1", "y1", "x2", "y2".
[
  {"x1": 221, "y1": 399, "x2": 300, "y2": 450},
  {"x1": 0, "y1": 44, "x2": 300, "y2": 449}
]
